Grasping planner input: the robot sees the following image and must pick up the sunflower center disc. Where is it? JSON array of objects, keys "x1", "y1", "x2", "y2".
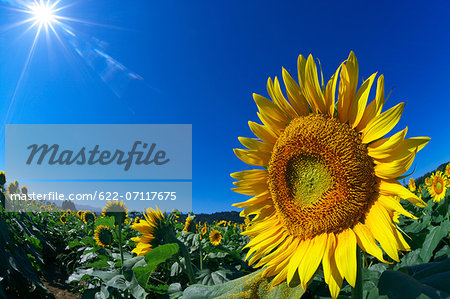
[
  {"x1": 268, "y1": 114, "x2": 379, "y2": 239},
  {"x1": 287, "y1": 154, "x2": 332, "y2": 206},
  {"x1": 435, "y1": 181, "x2": 443, "y2": 193}
]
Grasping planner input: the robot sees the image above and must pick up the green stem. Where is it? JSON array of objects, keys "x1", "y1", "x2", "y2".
[
  {"x1": 118, "y1": 223, "x2": 124, "y2": 274},
  {"x1": 352, "y1": 247, "x2": 363, "y2": 299},
  {"x1": 199, "y1": 240, "x2": 203, "y2": 270}
]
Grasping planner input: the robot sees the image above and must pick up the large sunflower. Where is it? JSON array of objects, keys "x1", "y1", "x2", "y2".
[
  {"x1": 232, "y1": 52, "x2": 429, "y2": 298},
  {"x1": 428, "y1": 171, "x2": 447, "y2": 202}
]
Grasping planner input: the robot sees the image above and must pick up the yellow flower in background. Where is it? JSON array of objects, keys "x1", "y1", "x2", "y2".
[
  {"x1": 428, "y1": 171, "x2": 447, "y2": 202},
  {"x1": 94, "y1": 225, "x2": 114, "y2": 248},
  {"x1": 217, "y1": 220, "x2": 227, "y2": 226},
  {"x1": 425, "y1": 177, "x2": 431, "y2": 186},
  {"x1": 60, "y1": 214, "x2": 67, "y2": 224},
  {"x1": 232, "y1": 52, "x2": 429, "y2": 298},
  {"x1": 183, "y1": 216, "x2": 193, "y2": 233},
  {"x1": 209, "y1": 230, "x2": 222, "y2": 246},
  {"x1": 82, "y1": 211, "x2": 96, "y2": 223},
  {"x1": 445, "y1": 163, "x2": 450, "y2": 177},
  {"x1": 102, "y1": 200, "x2": 128, "y2": 226},
  {"x1": 134, "y1": 216, "x2": 140, "y2": 224},
  {"x1": 408, "y1": 178, "x2": 416, "y2": 192},
  {"x1": 76, "y1": 210, "x2": 84, "y2": 218},
  {"x1": 130, "y1": 207, "x2": 164, "y2": 256},
  {"x1": 227, "y1": 221, "x2": 232, "y2": 226},
  {"x1": 201, "y1": 223, "x2": 208, "y2": 235}
]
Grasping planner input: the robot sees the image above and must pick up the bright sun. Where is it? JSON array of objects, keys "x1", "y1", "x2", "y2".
[
  {"x1": 25, "y1": 0, "x2": 61, "y2": 30},
  {"x1": 30, "y1": 3, "x2": 56, "y2": 26}
]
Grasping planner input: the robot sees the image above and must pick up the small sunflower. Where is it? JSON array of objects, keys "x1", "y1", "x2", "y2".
[
  {"x1": 77, "y1": 210, "x2": 84, "y2": 218},
  {"x1": 7, "y1": 181, "x2": 17, "y2": 195},
  {"x1": 94, "y1": 225, "x2": 114, "y2": 248},
  {"x1": 134, "y1": 216, "x2": 140, "y2": 224},
  {"x1": 183, "y1": 216, "x2": 194, "y2": 233},
  {"x1": 209, "y1": 230, "x2": 222, "y2": 246},
  {"x1": 425, "y1": 177, "x2": 431, "y2": 186},
  {"x1": 130, "y1": 207, "x2": 166, "y2": 256},
  {"x1": 60, "y1": 214, "x2": 67, "y2": 224},
  {"x1": 408, "y1": 178, "x2": 416, "y2": 192},
  {"x1": 102, "y1": 200, "x2": 128, "y2": 226},
  {"x1": 82, "y1": 211, "x2": 96, "y2": 223},
  {"x1": 232, "y1": 52, "x2": 429, "y2": 297},
  {"x1": 66, "y1": 209, "x2": 72, "y2": 215},
  {"x1": 445, "y1": 163, "x2": 450, "y2": 177},
  {"x1": 428, "y1": 171, "x2": 447, "y2": 202},
  {"x1": 201, "y1": 223, "x2": 208, "y2": 235},
  {"x1": 21, "y1": 186, "x2": 28, "y2": 195}
]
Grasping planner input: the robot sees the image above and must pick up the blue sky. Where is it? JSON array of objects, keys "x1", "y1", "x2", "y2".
[{"x1": 0, "y1": 0, "x2": 449, "y2": 213}]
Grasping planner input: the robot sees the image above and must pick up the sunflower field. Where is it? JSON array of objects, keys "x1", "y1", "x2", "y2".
[
  {"x1": 1, "y1": 53, "x2": 450, "y2": 299},
  {"x1": 0, "y1": 165, "x2": 449, "y2": 299}
]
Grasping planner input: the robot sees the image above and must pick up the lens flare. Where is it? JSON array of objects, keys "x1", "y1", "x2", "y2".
[{"x1": 29, "y1": 1, "x2": 57, "y2": 27}]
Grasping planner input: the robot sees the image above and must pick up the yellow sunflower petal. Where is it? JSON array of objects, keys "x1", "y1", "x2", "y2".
[
  {"x1": 334, "y1": 229, "x2": 357, "y2": 287},
  {"x1": 304, "y1": 54, "x2": 327, "y2": 114},
  {"x1": 298, "y1": 233, "x2": 328, "y2": 290},
  {"x1": 367, "y1": 127, "x2": 408, "y2": 159},
  {"x1": 233, "y1": 148, "x2": 270, "y2": 167},
  {"x1": 348, "y1": 72, "x2": 377, "y2": 128},
  {"x1": 282, "y1": 67, "x2": 310, "y2": 116},
  {"x1": 357, "y1": 74, "x2": 386, "y2": 131},
  {"x1": 248, "y1": 121, "x2": 278, "y2": 144},
  {"x1": 253, "y1": 93, "x2": 286, "y2": 122},
  {"x1": 374, "y1": 149, "x2": 416, "y2": 179},
  {"x1": 362, "y1": 102, "x2": 404, "y2": 144},
  {"x1": 378, "y1": 195, "x2": 417, "y2": 219},
  {"x1": 365, "y1": 203, "x2": 400, "y2": 262},
  {"x1": 270, "y1": 77, "x2": 298, "y2": 120},
  {"x1": 324, "y1": 63, "x2": 342, "y2": 117},
  {"x1": 230, "y1": 169, "x2": 267, "y2": 181},
  {"x1": 353, "y1": 223, "x2": 389, "y2": 263},
  {"x1": 286, "y1": 238, "x2": 311, "y2": 284},
  {"x1": 322, "y1": 234, "x2": 343, "y2": 299},
  {"x1": 379, "y1": 179, "x2": 426, "y2": 207}
]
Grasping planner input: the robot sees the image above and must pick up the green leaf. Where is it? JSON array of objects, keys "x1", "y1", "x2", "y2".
[
  {"x1": 420, "y1": 220, "x2": 450, "y2": 262},
  {"x1": 85, "y1": 260, "x2": 110, "y2": 269},
  {"x1": 95, "y1": 216, "x2": 115, "y2": 228},
  {"x1": 68, "y1": 239, "x2": 83, "y2": 249},
  {"x1": 133, "y1": 243, "x2": 179, "y2": 289},
  {"x1": 196, "y1": 268, "x2": 232, "y2": 286},
  {"x1": 379, "y1": 258, "x2": 450, "y2": 298},
  {"x1": 105, "y1": 274, "x2": 127, "y2": 291},
  {"x1": 81, "y1": 236, "x2": 94, "y2": 246}
]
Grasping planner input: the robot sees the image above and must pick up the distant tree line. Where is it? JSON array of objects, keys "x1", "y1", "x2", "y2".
[{"x1": 178, "y1": 211, "x2": 244, "y2": 225}]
